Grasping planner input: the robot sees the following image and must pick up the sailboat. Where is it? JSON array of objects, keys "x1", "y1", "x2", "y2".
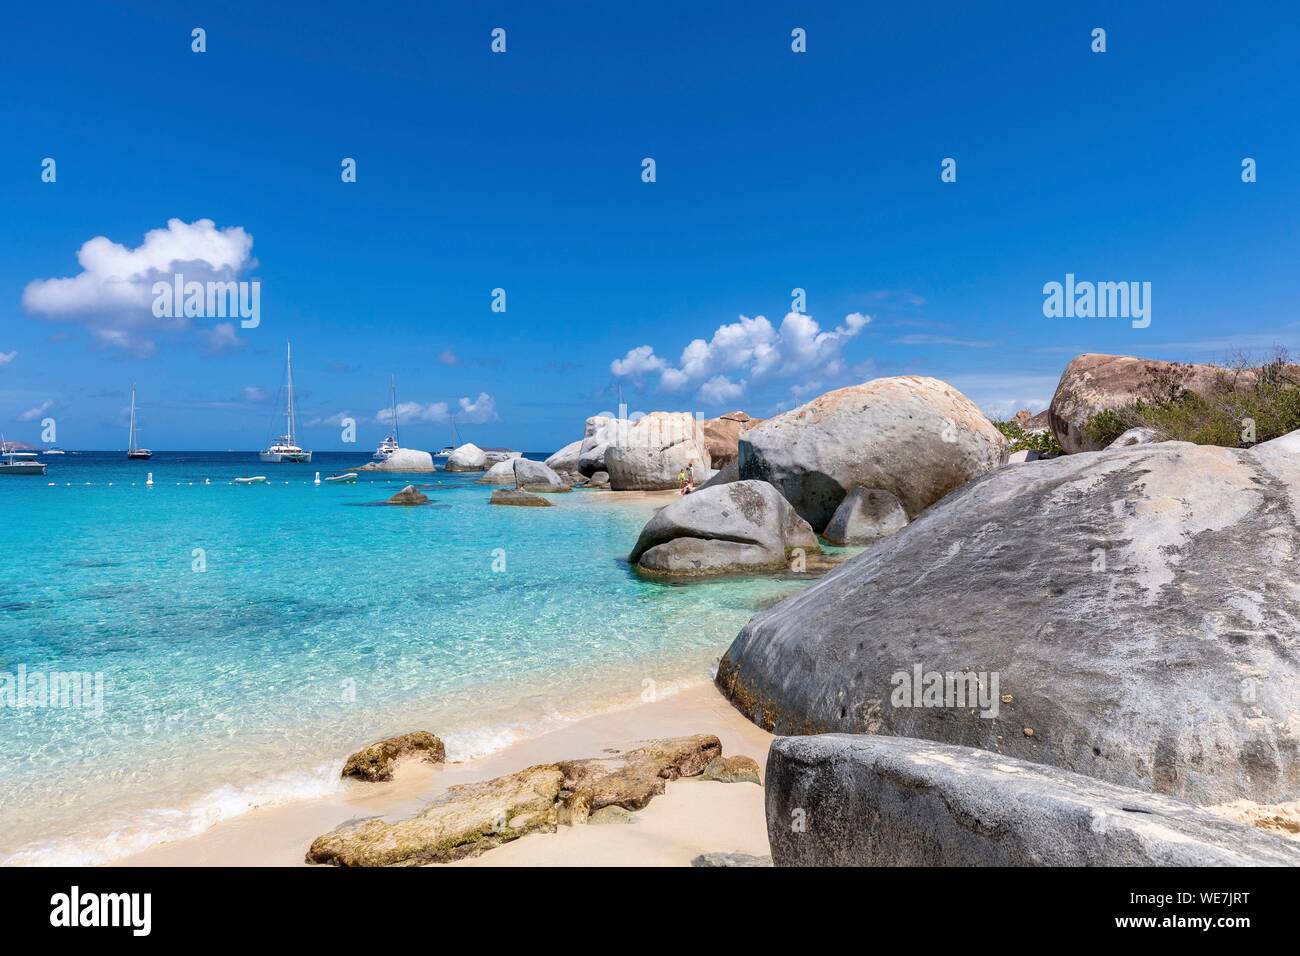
[
  {"x1": 127, "y1": 385, "x2": 152, "y2": 459},
  {"x1": 372, "y1": 375, "x2": 400, "y2": 461},
  {"x1": 436, "y1": 417, "x2": 461, "y2": 457},
  {"x1": 260, "y1": 342, "x2": 312, "y2": 463}
]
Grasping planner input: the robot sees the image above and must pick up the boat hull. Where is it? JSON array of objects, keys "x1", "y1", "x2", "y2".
[
  {"x1": 0, "y1": 463, "x2": 48, "y2": 475},
  {"x1": 259, "y1": 451, "x2": 312, "y2": 463},
  {"x1": 127, "y1": 450, "x2": 152, "y2": 460}
]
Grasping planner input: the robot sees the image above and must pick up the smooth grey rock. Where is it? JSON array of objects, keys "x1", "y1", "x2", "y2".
[
  {"x1": 766, "y1": 735, "x2": 1300, "y2": 866},
  {"x1": 719, "y1": 438, "x2": 1300, "y2": 806},
  {"x1": 691, "y1": 852, "x2": 773, "y2": 867},
  {"x1": 545, "y1": 439, "x2": 584, "y2": 474},
  {"x1": 821, "y1": 487, "x2": 908, "y2": 546},
  {"x1": 477, "y1": 459, "x2": 518, "y2": 484},
  {"x1": 386, "y1": 484, "x2": 429, "y2": 505},
  {"x1": 629, "y1": 480, "x2": 820, "y2": 576},
  {"x1": 604, "y1": 413, "x2": 712, "y2": 491},
  {"x1": 356, "y1": 447, "x2": 436, "y2": 472},
  {"x1": 513, "y1": 457, "x2": 570, "y2": 492},
  {"x1": 482, "y1": 449, "x2": 523, "y2": 466},
  {"x1": 577, "y1": 415, "x2": 618, "y2": 476},
  {"x1": 1007, "y1": 449, "x2": 1031, "y2": 464},
  {"x1": 739, "y1": 376, "x2": 1007, "y2": 532},
  {"x1": 444, "y1": 443, "x2": 487, "y2": 471},
  {"x1": 1109, "y1": 427, "x2": 1160, "y2": 449},
  {"x1": 586, "y1": 470, "x2": 610, "y2": 488},
  {"x1": 699, "y1": 458, "x2": 738, "y2": 490}
]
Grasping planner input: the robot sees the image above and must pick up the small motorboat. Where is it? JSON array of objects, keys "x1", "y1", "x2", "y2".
[
  {"x1": 324, "y1": 472, "x2": 358, "y2": 484},
  {"x1": 234, "y1": 476, "x2": 268, "y2": 485}
]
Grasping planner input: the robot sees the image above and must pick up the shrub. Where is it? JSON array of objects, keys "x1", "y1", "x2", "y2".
[
  {"x1": 1081, "y1": 350, "x2": 1300, "y2": 449},
  {"x1": 994, "y1": 419, "x2": 1063, "y2": 455}
]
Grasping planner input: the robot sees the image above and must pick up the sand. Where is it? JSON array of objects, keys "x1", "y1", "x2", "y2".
[{"x1": 115, "y1": 681, "x2": 773, "y2": 867}]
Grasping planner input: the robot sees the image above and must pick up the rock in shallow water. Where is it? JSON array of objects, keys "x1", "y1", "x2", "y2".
[
  {"x1": 628, "y1": 480, "x2": 819, "y2": 576},
  {"x1": 490, "y1": 488, "x2": 552, "y2": 507},
  {"x1": 342, "y1": 731, "x2": 446, "y2": 782},
  {"x1": 720, "y1": 437, "x2": 1300, "y2": 806},
  {"x1": 766, "y1": 735, "x2": 1300, "y2": 866},
  {"x1": 386, "y1": 484, "x2": 429, "y2": 505},
  {"x1": 513, "y1": 457, "x2": 570, "y2": 492}
]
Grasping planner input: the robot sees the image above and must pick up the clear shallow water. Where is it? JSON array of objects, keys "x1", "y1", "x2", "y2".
[{"x1": 0, "y1": 452, "x2": 804, "y2": 864}]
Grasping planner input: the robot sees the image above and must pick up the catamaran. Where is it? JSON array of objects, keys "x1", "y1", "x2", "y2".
[
  {"x1": 373, "y1": 374, "x2": 401, "y2": 461},
  {"x1": 260, "y1": 342, "x2": 312, "y2": 463},
  {"x1": 126, "y1": 385, "x2": 152, "y2": 459},
  {"x1": 436, "y1": 418, "x2": 462, "y2": 457},
  {"x1": 0, "y1": 438, "x2": 47, "y2": 476}
]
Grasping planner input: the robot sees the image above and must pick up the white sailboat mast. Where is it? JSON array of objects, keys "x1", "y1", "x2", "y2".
[
  {"x1": 390, "y1": 374, "x2": 399, "y2": 445},
  {"x1": 129, "y1": 385, "x2": 138, "y2": 452},
  {"x1": 285, "y1": 342, "x2": 296, "y2": 445}
]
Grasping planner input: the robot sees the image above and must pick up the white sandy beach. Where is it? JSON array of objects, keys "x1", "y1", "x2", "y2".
[{"x1": 115, "y1": 681, "x2": 773, "y2": 867}]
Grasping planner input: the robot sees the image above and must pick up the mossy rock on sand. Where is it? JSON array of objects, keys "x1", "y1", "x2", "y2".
[
  {"x1": 342, "y1": 731, "x2": 446, "y2": 782},
  {"x1": 306, "y1": 735, "x2": 721, "y2": 866}
]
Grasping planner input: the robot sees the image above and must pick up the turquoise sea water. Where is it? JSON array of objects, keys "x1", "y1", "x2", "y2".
[{"x1": 0, "y1": 452, "x2": 804, "y2": 864}]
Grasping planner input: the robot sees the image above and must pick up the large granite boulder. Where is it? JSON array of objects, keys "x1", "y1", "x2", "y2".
[
  {"x1": 477, "y1": 459, "x2": 518, "y2": 484},
  {"x1": 577, "y1": 415, "x2": 618, "y2": 476},
  {"x1": 738, "y1": 376, "x2": 1007, "y2": 532},
  {"x1": 342, "y1": 731, "x2": 446, "y2": 782},
  {"x1": 357, "y1": 448, "x2": 436, "y2": 472},
  {"x1": 604, "y1": 412, "x2": 711, "y2": 491},
  {"x1": 766, "y1": 735, "x2": 1300, "y2": 866},
  {"x1": 544, "y1": 439, "x2": 584, "y2": 474},
  {"x1": 513, "y1": 458, "x2": 570, "y2": 492},
  {"x1": 699, "y1": 458, "x2": 738, "y2": 491},
  {"x1": 719, "y1": 437, "x2": 1300, "y2": 806},
  {"x1": 628, "y1": 480, "x2": 819, "y2": 576},
  {"x1": 1048, "y1": 353, "x2": 1237, "y2": 454},
  {"x1": 703, "y1": 410, "x2": 763, "y2": 469},
  {"x1": 822, "y1": 487, "x2": 908, "y2": 546},
  {"x1": 443, "y1": 443, "x2": 488, "y2": 471},
  {"x1": 482, "y1": 449, "x2": 522, "y2": 466}
]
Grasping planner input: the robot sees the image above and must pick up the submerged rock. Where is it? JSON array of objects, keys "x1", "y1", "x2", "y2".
[
  {"x1": 766, "y1": 735, "x2": 1300, "y2": 866},
  {"x1": 821, "y1": 487, "x2": 908, "y2": 546},
  {"x1": 719, "y1": 438, "x2": 1300, "y2": 806},
  {"x1": 739, "y1": 376, "x2": 1007, "y2": 532},
  {"x1": 386, "y1": 485, "x2": 429, "y2": 505},
  {"x1": 628, "y1": 480, "x2": 820, "y2": 576},
  {"x1": 444, "y1": 443, "x2": 488, "y2": 472},
  {"x1": 342, "y1": 731, "x2": 446, "y2": 782},
  {"x1": 513, "y1": 458, "x2": 570, "y2": 492},
  {"x1": 490, "y1": 488, "x2": 553, "y2": 507}
]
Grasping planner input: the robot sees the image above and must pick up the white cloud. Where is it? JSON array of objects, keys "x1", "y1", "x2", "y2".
[
  {"x1": 611, "y1": 311, "x2": 870, "y2": 403},
  {"x1": 23, "y1": 218, "x2": 256, "y2": 355},
  {"x1": 438, "y1": 350, "x2": 461, "y2": 366},
  {"x1": 17, "y1": 399, "x2": 53, "y2": 421},
  {"x1": 377, "y1": 393, "x2": 498, "y2": 426},
  {"x1": 0, "y1": 351, "x2": 16, "y2": 366},
  {"x1": 202, "y1": 323, "x2": 245, "y2": 354},
  {"x1": 238, "y1": 386, "x2": 269, "y2": 403}
]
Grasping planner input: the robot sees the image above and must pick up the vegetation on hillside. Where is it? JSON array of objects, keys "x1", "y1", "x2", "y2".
[
  {"x1": 1082, "y1": 351, "x2": 1300, "y2": 449},
  {"x1": 994, "y1": 419, "x2": 1063, "y2": 455}
]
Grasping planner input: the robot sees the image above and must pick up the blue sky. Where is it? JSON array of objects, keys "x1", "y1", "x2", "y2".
[{"x1": 2, "y1": 1, "x2": 1297, "y2": 451}]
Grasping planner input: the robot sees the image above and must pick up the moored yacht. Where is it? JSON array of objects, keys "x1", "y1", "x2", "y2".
[
  {"x1": 0, "y1": 438, "x2": 47, "y2": 476},
  {"x1": 260, "y1": 342, "x2": 312, "y2": 463},
  {"x1": 372, "y1": 374, "x2": 401, "y2": 461},
  {"x1": 126, "y1": 385, "x2": 152, "y2": 459}
]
